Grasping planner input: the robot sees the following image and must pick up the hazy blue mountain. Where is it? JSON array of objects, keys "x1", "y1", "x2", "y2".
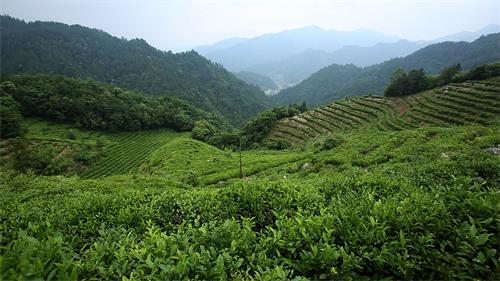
[
  {"x1": 194, "y1": 37, "x2": 248, "y2": 55},
  {"x1": 234, "y1": 71, "x2": 278, "y2": 93},
  {"x1": 329, "y1": 40, "x2": 426, "y2": 66},
  {"x1": 202, "y1": 26, "x2": 400, "y2": 71},
  {"x1": 245, "y1": 49, "x2": 333, "y2": 88},
  {"x1": 432, "y1": 24, "x2": 500, "y2": 43},
  {"x1": 272, "y1": 33, "x2": 500, "y2": 106},
  {"x1": 245, "y1": 40, "x2": 426, "y2": 87},
  {"x1": 206, "y1": 25, "x2": 499, "y2": 88}
]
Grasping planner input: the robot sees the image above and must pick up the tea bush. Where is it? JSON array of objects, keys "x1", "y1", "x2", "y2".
[{"x1": 1, "y1": 125, "x2": 499, "y2": 280}]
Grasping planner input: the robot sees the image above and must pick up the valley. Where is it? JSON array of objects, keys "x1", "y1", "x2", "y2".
[{"x1": 1, "y1": 9, "x2": 499, "y2": 281}]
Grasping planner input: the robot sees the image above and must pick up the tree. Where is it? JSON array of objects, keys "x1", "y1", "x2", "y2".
[
  {"x1": 299, "y1": 102, "x2": 307, "y2": 113},
  {"x1": 407, "y1": 69, "x2": 429, "y2": 93},
  {"x1": 463, "y1": 63, "x2": 500, "y2": 81},
  {"x1": 1, "y1": 74, "x2": 225, "y2": 133},
  {"x1": 0, "y1": 94, "x2": 24, "y2": 139},
  {"x1": 384, "y1": 68, "x2": 429, "y2": 97},
  {"x1": 437, "y1": 64, "x2": 461, "y2": 86},
  {"x1": 191, "y1": 120, "x2": 216, "y2": 142}
]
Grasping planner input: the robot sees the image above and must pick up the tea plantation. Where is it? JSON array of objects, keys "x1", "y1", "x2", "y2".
[
  {"x1": 267, "y1": 78, "x2": 500, "y2": 146},
  {"x1": 1, "y1": 121, "x2": 499, "y2": 279},
  {"x1": 1, "y1": 14, "x2": 499, "y2": 280}
]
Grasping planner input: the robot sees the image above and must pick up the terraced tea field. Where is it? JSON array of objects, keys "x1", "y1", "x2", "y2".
[
  {"x1": 81, "y1": 130, "x2": 184, "y2": 178},
  {"x1": 142, "y1": 138, "x2": 311, "y2": 185},
  {"x1": 11, "y1": 120, "x2": 312, "y2": 182},
  {"x1": 267, "y1": 78, "x2": 500, "y2": 146}
]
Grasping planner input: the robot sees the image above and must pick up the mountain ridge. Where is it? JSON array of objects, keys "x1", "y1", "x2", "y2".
[
  {"x1": 200, "y1": 25, "x2": 401, "y2": 71},
  {"x1": 272, "y1": 33, "x2": 500, "y2": 106},
  {"x1": 201, "y1": 24, "x2": 499, "y2": 87},
  {"x1": 0, "y1": 16, "x2": 269, "y2": 126}
]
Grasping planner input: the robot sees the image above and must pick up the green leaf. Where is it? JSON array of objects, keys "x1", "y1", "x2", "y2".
[
  {"x1": 474, "y1": 233, "x2": 490, "y2": 246},
  {"x1": 475, "y1": 252, "x2": 486, "y2": 264}
]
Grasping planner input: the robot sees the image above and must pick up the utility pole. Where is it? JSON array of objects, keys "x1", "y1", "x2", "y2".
[{"x1": 239, "y1": 133, "x2": 243, "y2": 178}]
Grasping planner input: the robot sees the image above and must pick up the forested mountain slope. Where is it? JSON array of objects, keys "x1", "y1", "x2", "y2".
[
  {"x1": 0, "y1": 16, "x2": 269, "y2": 125},
  {"x1": 1, "y1": 74, "x2": 225, "y2": 132},
  {"x1": 234, "y1": 71, "x2": 278, "y2": 92},
  {"x1": 273, "y1": 33, "x2": 500, "y2": 106}
]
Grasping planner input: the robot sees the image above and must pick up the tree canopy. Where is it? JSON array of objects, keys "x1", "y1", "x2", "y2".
[
  {"x1": 0, "y1": 16, "x2": 270, "y2": 126},
  {"x1": 0, "y1": 93, "x2": 24, "y2": 139},
  {"x1": 384, "y1": 68, "x2": 430, "y2": 97},
  {"x1": 384, "y1": 62, "x2": 500, "y2": 97},
  {"x1": 1, "y1": 74, "x2": 227, "y2": 133}
]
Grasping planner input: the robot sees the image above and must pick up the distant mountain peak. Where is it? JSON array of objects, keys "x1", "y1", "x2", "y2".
[
  {"x1": 199, "y1": 26, "x2": 402, "y2": 71},
  {"x1": 432, "y1": 24, "x2": 500, "y2": 43}
]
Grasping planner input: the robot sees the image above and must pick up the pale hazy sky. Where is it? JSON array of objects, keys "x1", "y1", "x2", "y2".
[{"x1": 2, "y1": 0, "x2": 499, "y2": 52}]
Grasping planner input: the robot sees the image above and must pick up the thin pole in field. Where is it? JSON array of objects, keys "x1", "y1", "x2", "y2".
[{"x1": 239, "y1": 133, "x2": 243, "y2": 178}]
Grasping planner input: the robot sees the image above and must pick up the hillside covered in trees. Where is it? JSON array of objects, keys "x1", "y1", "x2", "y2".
[
  {"x1": 0, "y1": 74, "x2": 226, "y2": 135},
  {"x1": 234, "y1": 71, "x2": 278, "y2": 92},
  {"x1": 0, "y1": 16, "x2": 269, "y2": 125},
  {"x1": 273, "y1": 33, "x2": 500, "y2": 106}
]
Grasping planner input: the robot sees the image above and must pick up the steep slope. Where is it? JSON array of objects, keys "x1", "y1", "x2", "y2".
[
  {"x1": 272, "y1": 33, "x2": 500, "y2": 106},
  {"x1": 267, "y1": 78, "x2": 500, "y2": 146},
  {"x1": 234, "y1": 71, "x2": 278, "y2": 92},
  {"x1": 1, "y1": 74, "x2": 226, "y2": 132},
  {"x1": 203, "y1": 26, "x2": 399, "y2": 71},
  {"x1": 0, "y1": 16, "x2": 269, "y2": 125}
]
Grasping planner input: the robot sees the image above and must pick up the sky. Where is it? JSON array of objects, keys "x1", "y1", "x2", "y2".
[{"x1": 2, "y1": 0, "x2": 500, "y2": 52}]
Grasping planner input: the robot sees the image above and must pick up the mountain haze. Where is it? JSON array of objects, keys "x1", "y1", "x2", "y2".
[
  {"x1": 204, "y1": 25, "x2": 499, "y2": 88},
  {"x1": 431, "y1": 24, "x2": 500, "y2": 43},
  {"x1": 245, "y1": 40, "x2": 426, "y2": 87},
  {"x1": 194, "y1": 37, "x2": 248, "y2": 55},
  {"x1": 201, "y1": 26, "x2": 400, "y2": 71},
  {"x1": 234, "y1": 71, "x2": 278, "y2": 93},
  {"x1": 272, "y1": 33, "x2": 500, "y2": 106}
]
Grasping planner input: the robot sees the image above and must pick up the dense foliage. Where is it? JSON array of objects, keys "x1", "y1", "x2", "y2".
[
  {"x1": 241, "y1": 103, "x2": 307, "y2": 148},
  {"x1": 1, "y1": 74, "x2": 226, "y2": 132},
  {"x1": 1, "y1": 137, "x2": 101, "y2": 175},
  {"x1": 463, "y1": 62, "x2": 500, "y2": 81},
  {"x1": 0, "y1": 94, "x2": 24, "y2": 138},
  {"x1": 273, "y1": 33, "x2": 500, "y2": 105},
  {"x1": 384, "y1": 68, "x2": 431, "y2": 97},
  {"x1": 192, "y1": 104, "x2": 307, "y2": 149},
  {"x1": 0, "y1": 16, "x2": 269, "y2": 125},
  {"x1": 1, "y1": 125, "x2": 499, "y2": 279},
  {"x1": 384, "y1": 63, "x2": 500, "y2": 97}
]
